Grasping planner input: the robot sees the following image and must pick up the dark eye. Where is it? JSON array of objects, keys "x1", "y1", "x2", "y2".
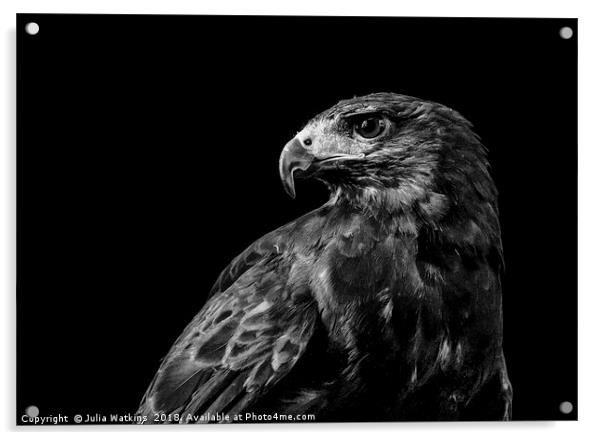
[{"x1": 353, "y1": 116, "x2": 386, "y2": 139}]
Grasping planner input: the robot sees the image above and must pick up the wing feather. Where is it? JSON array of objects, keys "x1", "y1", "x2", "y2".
[{"x1": 137, "y1": 233, "x2": 317, "y2": 423}]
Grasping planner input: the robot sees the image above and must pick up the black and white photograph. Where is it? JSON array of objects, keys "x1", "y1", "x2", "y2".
[{"x1": 14, "y1": 12, "x2": 577, "y2": 427}]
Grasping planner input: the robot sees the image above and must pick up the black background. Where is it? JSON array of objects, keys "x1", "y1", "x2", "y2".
[{"x1": 17, "y1": 14, "x2": 577, "y2": 423}]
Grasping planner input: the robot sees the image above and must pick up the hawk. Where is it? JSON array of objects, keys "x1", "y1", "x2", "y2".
[{"x1": 136, "y1": 93, "x2": 512, "y2": 422}]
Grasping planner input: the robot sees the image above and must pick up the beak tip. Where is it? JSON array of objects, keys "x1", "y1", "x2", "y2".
[{"x1": 282, "y1": 179, "x2": 296, "y2": 199}]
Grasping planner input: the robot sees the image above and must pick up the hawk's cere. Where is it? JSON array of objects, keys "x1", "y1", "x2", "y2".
[{"x1": 136, "y1": 93, "x2": 512, "y2": 422}]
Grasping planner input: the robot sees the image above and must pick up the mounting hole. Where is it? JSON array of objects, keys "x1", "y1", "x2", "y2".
[
  {"x1": 25, "y1": 405, "x2": 39, "y2": 418},
  {"x1": 559, "y1": 26, "x2": 573, "y2": 40},
  {"x1": 25, "y1": 22, "x2": 39, "y2": 35},
  {"x1": 559, "y1": 401, "x2": 573, "y2": 414}
]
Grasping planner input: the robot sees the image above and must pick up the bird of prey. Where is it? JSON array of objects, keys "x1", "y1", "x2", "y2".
[{"x1": 136, "y1": 92, "x2": 512, "y2": 423}]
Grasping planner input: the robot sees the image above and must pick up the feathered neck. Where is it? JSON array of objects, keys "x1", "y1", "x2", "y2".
[{"x1": 329, "y1": 183, "x2": 450, "y2": 225}]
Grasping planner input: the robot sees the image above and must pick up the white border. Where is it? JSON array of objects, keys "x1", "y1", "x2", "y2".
[{"x1": 2, "y1": 1, "x2": 601, "y2": 439}]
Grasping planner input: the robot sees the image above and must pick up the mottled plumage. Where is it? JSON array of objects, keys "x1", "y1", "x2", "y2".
[{"x1": 137, "y1": 93, "x2": 512, "y2": 422}]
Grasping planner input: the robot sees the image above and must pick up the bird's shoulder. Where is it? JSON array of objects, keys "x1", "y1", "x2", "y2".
[
  {"x1": 137, "y1": 207, "x2": 336, "y2": 421},
  {"x1": 209, "y1": 204, "x2": 336, "y2": 298}
]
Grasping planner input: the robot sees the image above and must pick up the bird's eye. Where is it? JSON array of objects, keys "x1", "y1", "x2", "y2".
[{"x1": 353, "y1": 116, "x2": 386, "y2": 139}]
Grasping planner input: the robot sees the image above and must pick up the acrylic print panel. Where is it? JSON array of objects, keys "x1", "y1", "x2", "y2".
[{"x1": 16, "y1": 14, "x2": 577, "y2": 425}]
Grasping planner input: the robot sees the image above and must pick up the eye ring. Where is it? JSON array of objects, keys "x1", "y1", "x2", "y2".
[{"x1": 353, "y1": 116, "x2": 386, "y2": 139}]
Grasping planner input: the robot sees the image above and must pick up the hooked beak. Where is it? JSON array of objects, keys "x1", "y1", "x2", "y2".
[
  {"x1": 279, "y1": 138, "x2": 314, "y2": 199},
  {"x1": 278, "y1": 138, "x2": 364, "y2": 198}
]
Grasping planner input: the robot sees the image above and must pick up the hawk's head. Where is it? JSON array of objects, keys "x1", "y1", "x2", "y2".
[{"x1": 279, "y1": 93, "x2": 496, "y2": 216}]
